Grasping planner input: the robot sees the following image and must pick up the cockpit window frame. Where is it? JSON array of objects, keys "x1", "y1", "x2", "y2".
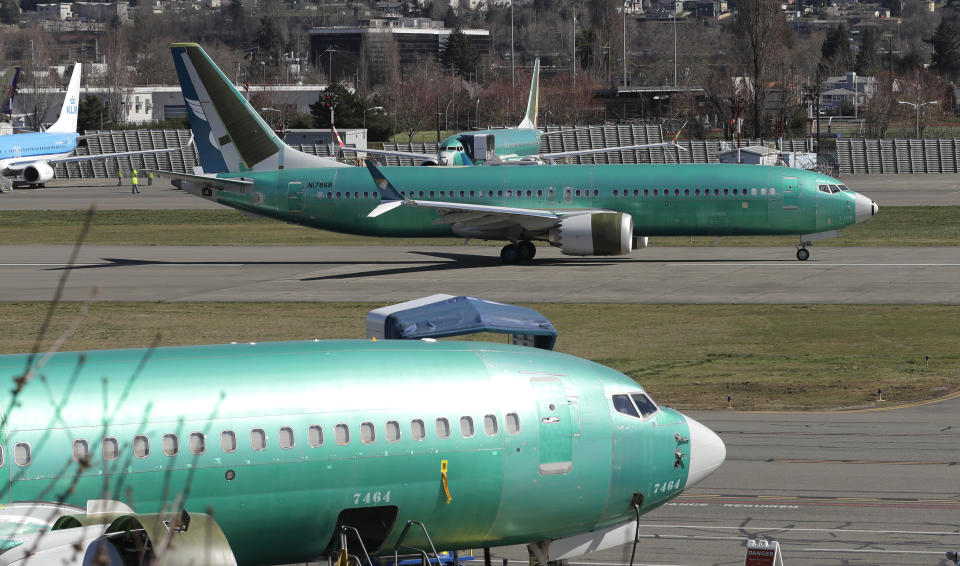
[{"x1": 611, "y1": 392, "x2": 660, "y2": 421}]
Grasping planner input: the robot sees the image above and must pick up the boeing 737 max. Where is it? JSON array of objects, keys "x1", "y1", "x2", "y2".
[
  {"x1": 157, "y1": 43, "x2": 878, "y2": 263},
  {"x1": 0, "y1": 335, "x2": 725, "y2": 565}
]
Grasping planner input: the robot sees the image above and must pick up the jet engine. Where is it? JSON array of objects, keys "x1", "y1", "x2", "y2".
[
  {"x1": 1, "y1": 507, "x2": 237, "y2": 565},
  {"x1": 549, "y1": 212, "x2": 634, "y2": 256},
  {"x1": 22, "y1": 162, "x2": 55, "y2": 184}
]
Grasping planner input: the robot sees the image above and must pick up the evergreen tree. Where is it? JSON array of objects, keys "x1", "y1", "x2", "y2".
[
  {"x1": 309, "y1": 83, "x2": 392, "y2": 142},
  {"x1": 855, "y1": 27, "x2": 883, "y2": 76},
  {"x1": 926, "y1": 11, "x2": 960, "y2": 82},
  {"x1": 0, "y1": 0, "x2": 20, "y2": 24},
  {"x1": 441, "y1": 27, "x2": 480, "y2": 78},
  {"x1": 77, "y1": 96, "x2": 108, "y2": 133},
  {"x1": 820, "y1": 24, "x2": 854, "y2": 75}
]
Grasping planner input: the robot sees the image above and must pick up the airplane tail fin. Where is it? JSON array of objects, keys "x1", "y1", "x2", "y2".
[
  {"x1": 46, "y1": 63, "x2": 80, "y2": 133},
  {"x1": 517, "y1": 58, "x2": 540, "y2": 130},
  {"x1": 170, "y1": 42, "x2": 348, "y2": 173},
  {"x1": 1, "y1": 67, "x2": 21, "y2": 117}
]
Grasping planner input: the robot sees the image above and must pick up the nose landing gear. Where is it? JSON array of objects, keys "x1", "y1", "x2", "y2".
[{"x1": 796, "y1": 247, "x2": 810, "y2": 261}]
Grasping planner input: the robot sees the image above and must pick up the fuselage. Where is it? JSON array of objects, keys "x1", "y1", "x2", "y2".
[
  {"x1": 0, "y1": 339, "x2": 721, "y2": 565},
  {"x1": 0, "y1": 131, "x2": 78, "y2": 174},
  {"x1": 439, "y1": 129, "x2": 541, "y2": 165},
  {"x1": 201, "y1": 163, "x2": 872, "y2": 239}
]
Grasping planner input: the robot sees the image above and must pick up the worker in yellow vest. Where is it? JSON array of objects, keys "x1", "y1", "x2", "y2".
[{"x1": 131, "y1": 169, "x2": 139, "y2": 194}]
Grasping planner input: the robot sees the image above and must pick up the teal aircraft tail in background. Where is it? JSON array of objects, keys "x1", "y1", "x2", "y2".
[
  {"x1": 170, "y1": 43, "x2": 348, "y2": 174},
  {"x1": 517, "y1": 58, "x2": 539, "y2": 130}
]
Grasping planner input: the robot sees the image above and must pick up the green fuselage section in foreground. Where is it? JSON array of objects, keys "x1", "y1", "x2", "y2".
[
  {"x1": 209, "y1": 163, "x2": 860, "y2": 239},
  {"x1": 0, "y1": 340, "x2": 694, "y2": 565}
]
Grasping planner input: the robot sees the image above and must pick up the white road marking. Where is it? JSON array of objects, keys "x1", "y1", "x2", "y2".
[{"x1": 637, "y1": 523, "x2": 960, "y2": 536}]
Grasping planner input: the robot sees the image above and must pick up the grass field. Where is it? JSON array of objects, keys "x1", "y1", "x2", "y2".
[
  {"x1": 3, "y1": 302, "x2": 957, "y2": 411},
  {"x1": 1, "y1": 206, "x2": 958, "y2": 247}
]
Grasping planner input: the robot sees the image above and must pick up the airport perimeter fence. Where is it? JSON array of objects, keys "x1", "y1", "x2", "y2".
[
  {"x1": 836, "y1": 138, "x2": 960, "y2": 174},
  {"x1": 58, "y1": 129, "x2": 198, "y2": 179}
]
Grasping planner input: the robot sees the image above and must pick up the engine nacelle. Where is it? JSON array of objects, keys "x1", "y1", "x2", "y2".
[
  {"x1": 22, "y1": 162, "x2": 55, "y2": 184},
  {"x1": 549, "y1": 212, "x2": 634, "y2": 256}
]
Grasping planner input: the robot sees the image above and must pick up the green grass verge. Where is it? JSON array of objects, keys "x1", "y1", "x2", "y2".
[
  {"x1": 1, "y1": 207, "x2": 958, "y2": 247},
  {"x1": 3, "y1": 302, "x2": 957, "y2": 411}
]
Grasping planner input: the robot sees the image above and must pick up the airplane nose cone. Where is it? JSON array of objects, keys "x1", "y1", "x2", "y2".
[
  {"x1": 683, "y1": 415, "x2": 726, "y2": 488},
  {"x1": 854, "y1": 193, "x2": 878, "y2": 223}
]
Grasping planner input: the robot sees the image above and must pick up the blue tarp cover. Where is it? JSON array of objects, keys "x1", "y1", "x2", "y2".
[{"x1": 383, "y1": 296, "x2": 557, "y2": 350}]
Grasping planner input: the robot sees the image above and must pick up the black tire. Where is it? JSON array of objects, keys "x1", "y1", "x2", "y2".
[
  {"x1": 518, "y1": 240, "x2": 536, "y2": 261},
  {"x1": 797, "y1": 248, "x2": 810, "y2": 261},
  {"x1": 500, "y1": 244, "x2": 520, "y2": 263}
]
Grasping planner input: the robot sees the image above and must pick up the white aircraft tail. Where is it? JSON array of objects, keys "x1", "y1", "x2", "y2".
[
  {"x1": 46, "y1": 63, "x2": 80, "y2": 134},
  {"x1": 170, "y1": 42, "x2": 348, "y2": 173},
  {"x1": 517, "y1": 58, "x2": 540, "y2": 130}
]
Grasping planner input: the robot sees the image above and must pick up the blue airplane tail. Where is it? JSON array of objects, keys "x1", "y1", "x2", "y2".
[{"x1": 170, "y1": 43, "x2": 347, "y2": 173}]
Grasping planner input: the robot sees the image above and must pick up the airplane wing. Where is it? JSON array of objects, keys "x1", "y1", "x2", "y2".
[
  {"x1": 365, "y1": 159, "x2": 575, "y2": 235},
  {"x1": 148, "y1": 169, "x2": 253, "y2": 195},
  {"x1": 338, "y1": 146, "x2": 437, "y2": 162},
  {"x1": 538, "y1": 141, "x2": 674, "y2": 162}
]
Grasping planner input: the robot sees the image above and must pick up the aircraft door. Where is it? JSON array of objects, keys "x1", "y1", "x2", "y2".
[
  {"x1": 530, "y1": 377, "x2": 573, "y2": 475},
  {"x1": 285, "y1": 181, "x2": 305, "y2": 214},
  {"x1": 782, "y1": 176, "x2": 799, "y2": 210}
]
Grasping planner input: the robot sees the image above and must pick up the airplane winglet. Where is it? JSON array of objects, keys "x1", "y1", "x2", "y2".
[{"x1": 365, "y1": 158, "x2": 410, "y2": 218}]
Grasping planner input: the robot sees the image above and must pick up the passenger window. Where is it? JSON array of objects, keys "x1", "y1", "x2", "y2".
[
  {"x1": 411, "y1": 419, "x2": 425, "y2": 441},
  {"x1": 221, "y1": 430, "x2": 237, "y2": 453},
  {"x1": 460, "y1": 416, "x2": 475, "y2": 438},
  {"x1": 386, "y1": 420, "x2": 401, "y2": 442},
  {"x1": 134, "y1": 435, "x2": 150, "y2": 458},
  {"x1": 643, "y1": 189, "x2": 649, "y2": 196},
  {"x1": 279, "y1": 427, "x2": 294, "y2": 449},
  {"x1": 751, "y1": 188, "x2": 757, "y2": 195},
  {"x1": 612, "y1": 394, "x2": 640, "y2": 418},
  {"x1": 102, "y1": 438, "x2": 118, "y2": 461},
  {"x1": 73, "y1": 439, "x2": 89, "y2": 462},
  {"x1": 190, "y1": 432, "x2": 206, "y2": 455},
  {"x1": 506, "y1": 412, "x2": 520, "y2": 434},
  {"x1": 684, "y1": 189, "x2": 690, "y2": 195},
  {"x1": 631, "y1": 393, "x2": 659, "y2": 419},
  {"x1": 308, "y1": 425, "x2": 323, "y2": 447},
  {"x1": 15, "y1": 443, "x2": 31, "y2": 466},
  {"x1": 361, "y1": 422, "x2": 376, "y2": 444},
  {"x1": 163, "y1": 434, "x2": 179, "y2": 456},
  {"x1": 770, "y1": 188, "x2": 776, "y2": 195},
  {"x1": 335, "y1": 424, "x2": 350, "y2": 445},
  {"x1": 250, "y1": 428, "x2": 267, "y2": 451},
  {"x1": 723, "y1": 188, "x2": 729, "y2": 195},
  {"x1": 436, "y1": 418, "x2": 450, "y2": 439},
  {"x1": 484, "y1": 414, "x2": 498, "y2": 435}
]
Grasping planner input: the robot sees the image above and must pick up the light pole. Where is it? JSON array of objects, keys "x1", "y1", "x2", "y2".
[
  {"x1": 322, "y1": 47, "x2": 337, "y2": 84},
  {"x1": 898, "y1": 99, "x2": 938, "y2": 139},
  {"x1": 444, "y1": 99, "x2": 454, "y2": 132},
  {"x1": 672, "y1": 12, "x2": 678, "y2": 89},
  {"x1": 363, "y1": 106, "x2": 383, "y2": 130}
]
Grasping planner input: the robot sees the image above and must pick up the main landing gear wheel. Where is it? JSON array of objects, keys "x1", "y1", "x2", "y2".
[
  {"x1": 796, "y1": 248, "x2": 810, "y2": 261},
  {"x1": 500, "y1": 244, "x2": 520, "y2": 263},
  {"x1": 518, "y1": 240, "x2": 536, "y2": 260}
]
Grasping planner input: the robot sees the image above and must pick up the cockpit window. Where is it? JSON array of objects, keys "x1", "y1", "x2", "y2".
[
  {"x1": 829, "y1": 184, "x2": 841, "y2": 193},
  {"x1": 612, "y1": 394, "x2": 641, "y2": 418},
  {"x1": 631, "y1": 393, "x2": 659, "y2": 419},
  {"x1": 837, "y1": 184, "x2": 849, "y2": 191},
  {"x1": 818, "y1": 184, "x2": 831, "y2": 193}
]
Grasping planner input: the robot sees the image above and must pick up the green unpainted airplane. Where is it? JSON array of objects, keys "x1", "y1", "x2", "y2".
[
  {"x1": 0, "y1": 336, "x2": 725, "y2": 564},
  {"x1": 338, "y1": 58, "x2": 675, "y2": 167},
  {"x1": 159, "y1": 43, "x2": 878, "y2": 263}
]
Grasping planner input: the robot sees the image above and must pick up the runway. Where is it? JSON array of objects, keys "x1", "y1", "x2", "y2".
[
  {"x1": 489, "y1": 395, "x2": 960, "y2": 565},
  {"x1": 2, "y1": 244, "x2": 959, "y2": 303}
]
